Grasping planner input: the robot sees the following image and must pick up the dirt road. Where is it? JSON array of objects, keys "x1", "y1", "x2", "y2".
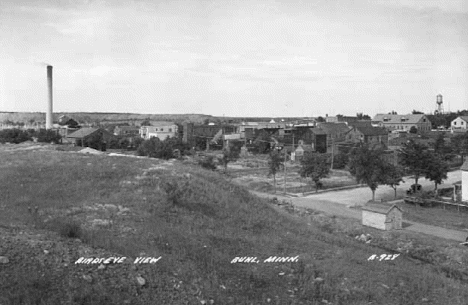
[{"x1": 250, "y1": 170, "x2": 468, "y2": 242}]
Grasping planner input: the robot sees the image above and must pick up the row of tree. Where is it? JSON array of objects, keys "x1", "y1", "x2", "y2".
[
  {"x1": 267, "y1": 139, "x2": 451, "y2": 201},
  {"x1": 0, "y1": 128, "x2": 62, "y2": 144}
]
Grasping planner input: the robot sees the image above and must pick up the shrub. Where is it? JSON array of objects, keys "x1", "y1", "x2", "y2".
[
  {"x1": 198, "y1": 155, "x2": 217, "y2": 170},
  {"x1": 35, "y1": 129, "x2": 61, "y2": 144},
  {"x1": 0, "y1": 128, "x2": 31, "y2": 143}
]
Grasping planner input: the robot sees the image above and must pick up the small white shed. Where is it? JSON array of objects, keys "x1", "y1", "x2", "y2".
[{"x1": 362, "y1": 204, "x2": 403, "y2": 231}]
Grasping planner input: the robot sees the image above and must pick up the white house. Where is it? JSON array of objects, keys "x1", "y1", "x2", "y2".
[
  {"x1": 362, "y1": 204, "x2": 403, "y2": 230},
  {"x1": 140, "y1": 122, "x2": 178, "y2": 140},
  {"x1": 451, "y1": 116, "x2": 468, "y2": 132},
  {"x1": 461, "y1": 160, "x2": 468, "y2": 202}
]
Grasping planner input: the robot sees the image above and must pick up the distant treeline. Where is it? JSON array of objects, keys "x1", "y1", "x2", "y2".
[{"x1": 0, "y1": 112, "x2": 314, "y2": 126}]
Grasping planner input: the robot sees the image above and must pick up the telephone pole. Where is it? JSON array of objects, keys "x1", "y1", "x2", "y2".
[{"x1": 283, "y1": 147, "x2": 287, "y2": 194}]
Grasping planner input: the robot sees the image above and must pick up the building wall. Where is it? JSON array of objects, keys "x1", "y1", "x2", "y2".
[
  {"x1": 385, "y1": 209, "x2": 402, "y2": 230},
  {"x1": 379, "y1": 121, "x2": 431, "y2": 132},
  {"x1": 362, "y1": 211, "x2": 386, "y2": 230},
  {"x1": 462, "y1": 171, "x2": 468, "y2": 201},
  {"x1": 451, "y1": 117, "x2": 468, "y2": 130},
  {"x1": 140, "y1": 125, "x2": 178, "y2": 140}
]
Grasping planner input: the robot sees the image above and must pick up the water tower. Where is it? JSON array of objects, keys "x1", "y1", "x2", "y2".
[{"x1": 435, "y1": 94, "x2": 444, "y2": 115}]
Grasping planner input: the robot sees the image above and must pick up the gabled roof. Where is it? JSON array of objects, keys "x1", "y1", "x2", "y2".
[
  {"x1": 362, "y1": 204, "x2": 403, "y2": 214},
  {"x1": 456, "y1": 116, "x2": 468, "y2": 123},
  {"x1": 461, "y1": 159, "x2": 468, "y2": 171},
  {"x1": 316, "y1": 123, "x2": 350, "y2": 135},
  {"x1": 352, "y1": 126, "x2": 388, "y2": 136},
  {"x1": 67, "y1": 128, "x2": 100, "y2": 138},
  {"x1": 373, "y1": 114, "x2": 429, "y2": 124}
]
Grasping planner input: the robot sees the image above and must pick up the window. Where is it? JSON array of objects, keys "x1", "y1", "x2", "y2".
[
  {"x1": 455, "y1": 122, "x2": 457, "y2": 125},
  {"x1": 169, "y1": 128, "x2": 172, "y2": 132},
  {"x1": 462, "y1": 122, "x2": 464, "y2": 125}
]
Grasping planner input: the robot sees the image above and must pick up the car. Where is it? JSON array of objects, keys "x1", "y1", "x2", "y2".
[{"x1": 406, "y1": 184, "x2": 422, "y2": 195}]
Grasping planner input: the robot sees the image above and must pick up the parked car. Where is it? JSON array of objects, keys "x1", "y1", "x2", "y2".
[{"x1": 406, "y1": 184, "x2": 422, "y2": 195}]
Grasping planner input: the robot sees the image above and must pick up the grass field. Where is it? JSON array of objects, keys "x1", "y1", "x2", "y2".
[
  {"x1": 231, "y1": 164, "x2": 358, "y2": 195},
  {"x1": 2, "y1": 145, "x2": 468, "y2": 304},
  {"x1": 400, "y1": 201, "x2": 468, "y2": 231}
]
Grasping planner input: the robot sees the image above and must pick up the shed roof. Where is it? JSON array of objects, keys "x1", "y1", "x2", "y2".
[{"x1": 361, "y1": 204, "x2": 402, "y2": 214}]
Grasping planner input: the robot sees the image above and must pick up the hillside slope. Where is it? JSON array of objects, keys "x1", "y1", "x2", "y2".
[{"x1": 1, "y1": 146, "x2": 468, "y2": 304}]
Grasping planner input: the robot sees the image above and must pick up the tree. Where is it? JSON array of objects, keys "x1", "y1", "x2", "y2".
[
  {"x1": 409, "y1": 126, "x2": 418, "y2": 134},
  {"x1": 450, "y1": 132, "x2": 468, "y2": 163},
  {"x1": 316, "y1": 116, "x2": 325, "y2": 123},
  {"x1": 252, "y1": 130, "x2": 273, "y2": 154},
  {"x1": 218, "y1": 146, "x2": 240, "y2": 173},
  {"x1": 141, "y1": 119, "x2": 151, "y2": 126},
  {"x1": 356, "y1": 113, "x2": 371, "y2": 120},
  {"x1": 412, "y1": 110, "x2": 424, "y2": 114},
  {"x1": 348, "y1": 145, "x2": 390, "y2": 201},
  {"x1": 425, "y1": 154, "x2": 448, "y2": 191},
  {"x1": 383, "y1": 164, "x2": 405, "y2": 199},
  {"x1": 398, "y1": 140, "x2": 432, "y2": 186},
  {"x1": 268, "y1": 150, "x2": 284, "y2": 193},
  {"x1": 299, "y1": 152, "x2": 330, "y2": 193}
]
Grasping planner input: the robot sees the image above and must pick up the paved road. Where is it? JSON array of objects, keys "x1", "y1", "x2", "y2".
[
  {"x1": 250, "y1": 171, "x2": 468, "y2": 242},
  {"x1": 304, "y1": 170, "x2": 462, "y2": 207}
]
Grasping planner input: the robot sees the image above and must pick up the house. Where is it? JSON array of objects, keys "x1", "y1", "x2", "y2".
[
  {"x1": 451, "y1": 116, "x2": 468, "y2": 132},
  {"x1": 373, "y1": 114, "x2": 431, "y2": 133},
  {"x1": 362, "y1": 204, "x2": 403, "y2": 230},
  {"x1": 58, "y1": 115, "x2": 79, "y2": 128},
  {"x1": 345, "y1": 125, "x2": 389, "y2": 147},
  {"x1": 140, "y1": 122, "x2": 178, "y2": 140},
  {"x1": 67, "y1": 128, "x2": 114, "y2": 149}
]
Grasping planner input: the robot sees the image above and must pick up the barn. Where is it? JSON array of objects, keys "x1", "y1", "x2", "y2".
[{"x1": 362, "y1": 204, "x2": 403, "y2": 230}]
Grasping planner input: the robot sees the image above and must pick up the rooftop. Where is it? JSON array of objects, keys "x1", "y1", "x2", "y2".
[
  {"x1": 373, "y1": 114, "x2": 429, "y2": 124},
  {"x1": 361, "y1": 204, "x2": 402, "y2": 214}
]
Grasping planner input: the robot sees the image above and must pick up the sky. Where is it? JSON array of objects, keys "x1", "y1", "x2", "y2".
[{"x1": 0, "y1": 0, "x2": 467, "y2": 118}]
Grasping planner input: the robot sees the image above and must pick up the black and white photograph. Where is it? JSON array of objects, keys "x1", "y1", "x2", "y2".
[{"x1": 1, "y1": 0, "x2": 468, "y2": 304}]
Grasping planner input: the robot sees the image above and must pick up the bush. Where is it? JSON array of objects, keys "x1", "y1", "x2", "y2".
[
  {"x1": 0, "y1": 128, "x2": 31, "y2": 143},
  {"x1": 333, "y1": 152, "x2": 348, "y2": 169},
  {"x1": 198, "y1": 155, "x2": 217, "y2": 170},
  {"x1": 137, "y1": 137, "x2": 190, "y2": 159},
  {"x1": 35, "y1": 129, "x2": 61, "y2": 144}
]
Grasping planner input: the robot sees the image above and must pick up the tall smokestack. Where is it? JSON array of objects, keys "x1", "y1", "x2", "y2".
[{"x1": 46, "y1": 65, "x2": 53, "y2": 129}]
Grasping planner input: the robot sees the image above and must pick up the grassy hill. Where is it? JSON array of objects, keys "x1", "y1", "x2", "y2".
[{"x1": 1, "y1": 144, "x2": 468, "y2": 304}]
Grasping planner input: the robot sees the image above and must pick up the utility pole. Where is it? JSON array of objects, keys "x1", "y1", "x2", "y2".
[
  {"x1": 283, "y1": 147, "x2": 287, "y2": 195},
  {"x1": 330, "y1": 137, "x2": 334, "y2": 170}
]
